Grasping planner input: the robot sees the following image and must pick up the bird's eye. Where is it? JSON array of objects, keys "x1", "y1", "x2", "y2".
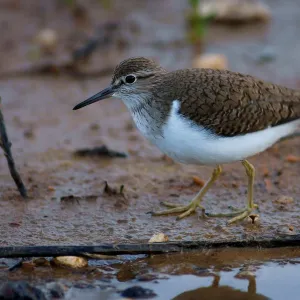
[{"x1": 125, "y1": 75, "x2": 136, "y2": 84}]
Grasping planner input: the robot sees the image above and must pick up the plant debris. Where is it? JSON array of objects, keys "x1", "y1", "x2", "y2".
[
  {"x1": 72, "y1": 21, "x2": 120, "y2": 63},
  {"x1": 285, "y1": 154, "x2": 300, "y2": 163},
  {"x1": 8, "y1": 259, "x2": 23, "y2": 271},
  {"x1": 264, "y1": 178, "x2": 273, "y2": 192},
  {"x1": 103, "y1": 181, "x2": 126, "y2": 197},
  {"x1": 0, "y1": 97, "x2": 27, "y2": 198},
  {"x1": 60, "y1": 195, "x2": 97, "y2": 202},
  {"x1": 74, "y1": 145, "x2": 127, "y2": 158},
  {"x1": 82, "y1": 252, "x2": 118, "y2": 260}
]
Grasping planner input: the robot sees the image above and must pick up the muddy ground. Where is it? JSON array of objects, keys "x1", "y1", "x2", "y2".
[{"x1": 0, "y1": 0, "x2": 299, "y2": 299}]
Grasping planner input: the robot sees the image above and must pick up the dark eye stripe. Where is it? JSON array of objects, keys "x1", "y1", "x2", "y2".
[{"x1": 136, "y1": 74, "x2": 155, "y2": 80}]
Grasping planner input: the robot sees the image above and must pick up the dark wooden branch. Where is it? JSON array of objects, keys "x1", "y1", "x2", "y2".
[
  {"x1": 0, "y1": 234, "x2": 299, "y2": 258},
  {"x1": 0, "y1": 97, "x2": 27, "y2": 198}
]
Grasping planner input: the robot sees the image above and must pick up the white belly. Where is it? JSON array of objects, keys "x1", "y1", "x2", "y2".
[{"x1": 153, "y1": 101, "x2": 300, "y2": 165}]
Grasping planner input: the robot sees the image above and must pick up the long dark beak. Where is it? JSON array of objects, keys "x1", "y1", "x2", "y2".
[{"x1": 73, "y1": 86, "x2": 114, "y2": 110}]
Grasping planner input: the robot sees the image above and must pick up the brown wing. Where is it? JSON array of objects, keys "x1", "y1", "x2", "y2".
[{"x1": 174, "y1": 69, "x2": 300, "y2": 136}]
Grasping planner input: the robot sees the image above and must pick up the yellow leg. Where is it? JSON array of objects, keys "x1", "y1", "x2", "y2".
[
  {"x1": 151, "y1": 165, "x2": 222, "y2": 220},
  {"x1": 207, "y1": 160, "x2": 258, "y2": 224}
]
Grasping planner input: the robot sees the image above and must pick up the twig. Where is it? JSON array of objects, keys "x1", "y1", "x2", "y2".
[
  {"x1": 0, "y1": 234, "x2": 299, "y2": 258},
  {"x1": 0, "y1": 97, "x2": 27, "y2": 198},
  {"x1": 8, "y1": 259, "x2": 24, "y2": 271}
]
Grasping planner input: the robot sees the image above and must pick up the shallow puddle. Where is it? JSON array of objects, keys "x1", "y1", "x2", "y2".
[
  {"x1": 108, "y1": 262, "x2": 300, "y2": 300},
  {"x1": 1, "y1": 248, "x2": 300, "y2": 299}
]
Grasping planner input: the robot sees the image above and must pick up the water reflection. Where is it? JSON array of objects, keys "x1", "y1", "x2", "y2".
[{"x1": 173, "y1": 274, "x2": 269, "y2": 300}]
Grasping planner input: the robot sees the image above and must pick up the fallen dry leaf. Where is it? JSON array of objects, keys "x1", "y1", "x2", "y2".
[
  {"x1": 192, "y1": 176, "x2": 205, "y2": 187},
  {"x1": 285, "y1": 155, "x2": 300, "y2": 163},
  {"x1": 262, "y1": 166, "x2": 269, "y2": 177},
  {"x1": 264, "y1": 178, "x2": 273, "y2": 192},
  {"x1": 231, "y1": 181, "x2": 239, "y2": 188}
]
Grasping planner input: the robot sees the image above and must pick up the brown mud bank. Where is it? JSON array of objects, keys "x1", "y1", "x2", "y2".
[{"x1": 0, "y1": 0, "x2": 299, "y2": 299}]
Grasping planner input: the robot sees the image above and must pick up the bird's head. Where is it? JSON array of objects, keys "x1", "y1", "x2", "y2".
[{"x1": 73, "y1": 57, "x2": 166, "y2": 111}]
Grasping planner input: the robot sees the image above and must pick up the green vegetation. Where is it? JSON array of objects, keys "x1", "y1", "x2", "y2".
[{"x1": 187, "y1": 0, "x2": 215, "y2": 44}]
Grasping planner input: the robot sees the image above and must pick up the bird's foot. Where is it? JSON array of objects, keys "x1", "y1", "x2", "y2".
[
  {"x1": 206, "y1": 204, "x2": 258, "y2": 224},
  {"x1": 151, "y1": 201, "x2": 205, "y2": 220}
]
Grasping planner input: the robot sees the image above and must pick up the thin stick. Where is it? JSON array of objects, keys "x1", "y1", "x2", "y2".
[
  {"x1": 0, "y1": 97, "x2": 27, "y2": 198},
  {"x1": 0, "y1": 234, "x2": 299, "y2": 258}
]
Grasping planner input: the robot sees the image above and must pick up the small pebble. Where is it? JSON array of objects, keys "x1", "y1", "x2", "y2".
[
  {"x1": 36, "y1": 28, "x2": 58, "y2": 53},
  {"x1": 33, "y1": 258, "x2": 50, "y2": 267},
  {"x1": 23, "y1": 128, "x2": 35, "y2": 139},
  {"x1": 198, "y1": 0, "x2": 271, "y2": 23},
  {"x1": 274, "y1": 196, "x2": 294, "y2": 205},
  {"x1": 121, "y1": 286, "x2": 157, "y2": 299},
  {"x1": 21, "y1": 261, "x2": 35, "y2": 271},
  {"x1": 45, "y1": 282, "x2": 65, "y2": 298},
  {"x1": 193, "y1": 53, "x2": 228, "y2": 70},
  {"x1": 52, "y1": 256, "x2": 88, "y2": 268},
  {"x1": 148, "y1": 233, "x2": 169, "y2": 243},
  {"x1": 89, "y1": 123, "x2": 100, "y2": 131}
]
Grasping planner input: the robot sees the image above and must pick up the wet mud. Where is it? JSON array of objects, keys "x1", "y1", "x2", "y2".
[{"x1": 0, "y1": 0, "x2": 299, "y2": 299}]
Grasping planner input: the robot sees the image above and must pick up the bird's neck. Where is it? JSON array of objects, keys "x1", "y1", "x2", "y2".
[{"x1": 122, "y1": 94, "x2": 171, "y2": 138}]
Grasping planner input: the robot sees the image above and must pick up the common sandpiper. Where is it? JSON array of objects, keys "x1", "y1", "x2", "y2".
[{"x1": 73, "y1": 57, "x2": 300, "y2": 224}]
